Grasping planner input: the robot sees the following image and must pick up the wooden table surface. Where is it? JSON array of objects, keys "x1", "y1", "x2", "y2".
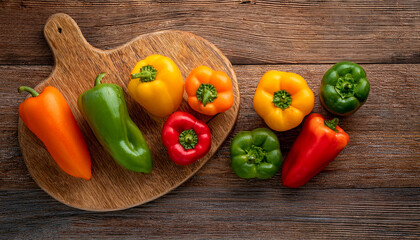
[{"x1": 1, "y1": 1, "x2": 419, "y2": 239}]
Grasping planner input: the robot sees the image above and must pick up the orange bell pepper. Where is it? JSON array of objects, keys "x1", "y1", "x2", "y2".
[
  {"x1": 185, "y1": 66, "x2": 234, "y2": 116},
  {"x1": 253, "y1": 71, "x2": 314, "y2": 132},
  {"x1": 18, "y1": 86, "x2": 91, "y2": 180}
]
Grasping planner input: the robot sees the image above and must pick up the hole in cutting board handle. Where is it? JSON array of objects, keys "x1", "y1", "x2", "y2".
[{"x1": 44, "y1": 14, "x2": 94, "y2": 56}]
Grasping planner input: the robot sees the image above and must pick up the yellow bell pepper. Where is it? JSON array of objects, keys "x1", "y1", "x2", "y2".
[
  {"x1": 129, "y1": 55, "x2": 184, "y2": 118},
  {"x1": 253, "y1": 71, "x2": 314, "y2": 131}
]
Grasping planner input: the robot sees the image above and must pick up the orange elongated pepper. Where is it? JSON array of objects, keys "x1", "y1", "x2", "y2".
[
  {"x1": 185, "y1": 66, "x2": 234, "y2": 116},
  {"x1": 18, "y1": 86, "x2": 91, "y2": 180}
]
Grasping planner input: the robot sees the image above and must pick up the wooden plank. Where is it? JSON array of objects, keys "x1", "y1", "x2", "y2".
[
  {"x1": 1, "y1": 188, "x2": 419, "y2": 239},
  {"x1": 0, "y1": 0, "x2": 419, "y2": 65},
  {"x1": 1, "y1": 64, "x2": 419, "y2": 190}
]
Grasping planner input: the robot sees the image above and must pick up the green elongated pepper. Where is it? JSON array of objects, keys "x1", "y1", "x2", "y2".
[
  {"x1": 320, "y1": 61, "x2": 370, "y2": 116},
  {"x1": 78, "y1": 73, "x2": 152, "y2": 173},
  {"x1": 230, "y1": 128, "x2": 282, "y2": 179}
]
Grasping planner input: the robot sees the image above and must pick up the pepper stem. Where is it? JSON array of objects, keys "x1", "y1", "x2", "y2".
[
  {"x1": 196, "y1": 83, "x2": 217, "y2": 107},
  {"x1": 18, "y1": 86, "x2": 39, "y2": 97},
  {"x1": 324, "y1": 118, "x2": 339, "y2": 133},
  {"x1": 335, "y1": 73, "x2": 356, "y2": 99},
  {"x1": 202, "y1": 89, "x2": 211, "y2": 106},
  {"x1": 179, "y1": 129, "x2": 199, "y2": 150},
  {"x1": 343, "y1": 82, "x2": 352, "y2": 91},
  {"x1": 131, "y1": 65, "x2": 157, "y2": 82},
  {"x1": 272, "y1": 90, "x2": 292, "y2": 109},
  {"x1": 131, "y1": 71, "x2": 151, "y2": 79},
  {"x1": 94, "y1": 73, "x2": 107, "y2": 86},
  {"x1": 246, "y1": 145, "x2": 266, "y2": 164}
]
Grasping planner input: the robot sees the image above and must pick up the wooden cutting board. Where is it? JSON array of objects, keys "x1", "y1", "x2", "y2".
[{"x1": 18, "y1": 13, "x2": 240, "y2": 211}]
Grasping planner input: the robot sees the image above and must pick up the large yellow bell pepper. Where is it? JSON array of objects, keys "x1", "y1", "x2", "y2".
[
  {"x1": 253, "y1": 71, "x2": 314, "y2": 131},
  {"x1": 128, "y1": 54, "x2": 184, "y2": 118}
]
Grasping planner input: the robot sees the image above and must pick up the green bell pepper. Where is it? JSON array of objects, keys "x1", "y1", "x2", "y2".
[
  {"x1": 230, "y1": 128, "x2": 282, "y2": 179},
  {"x1": 319, "y1": 61, "x2": 370, "y2": 116},
  {"x1": 78, "y1": 73, "x2": 153, "y2": 173}
]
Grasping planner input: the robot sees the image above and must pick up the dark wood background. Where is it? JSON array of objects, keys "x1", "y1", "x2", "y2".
[{"x1": 1, "y1": 0, "x2": 419, "y2": 239}]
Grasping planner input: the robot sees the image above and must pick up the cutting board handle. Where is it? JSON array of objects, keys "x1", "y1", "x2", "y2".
[{"x1": 44, "y1": 13, "x2": 95, "y2": 64}]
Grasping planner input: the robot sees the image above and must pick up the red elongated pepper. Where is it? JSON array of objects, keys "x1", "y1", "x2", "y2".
[
  {"x1": 162, "y1": 111, "x2": 211, "y2": 165},
  {"x1": 282, "y1": 113, "x2": 349, "y2": 188}
]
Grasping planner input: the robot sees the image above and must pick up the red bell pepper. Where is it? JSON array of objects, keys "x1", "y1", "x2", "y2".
[
  {"x1": 282, "y1": 113, "x2": 349, "y2": 188},
  {"x1": 162, "y1": 111, "x2": 211, "y2": 165}
]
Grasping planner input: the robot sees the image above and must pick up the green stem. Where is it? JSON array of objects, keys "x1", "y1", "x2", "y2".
[
  {"x1": 196, "y1": 83, "x2": 217, "y2": 107},
  {"x1": 324, "y1": 118, "x2": 339, "y2": 132},
  {"x1": 343, "y1": 82, "x2": 352, "y2": 91},
  {"x1": 131, "y1": 72, "x2": 151, "y2": 79},
  {"x1": 272, "y1": 90, "x2": 292, "y2": 109},
  {"x1": 131, "y1": 65, "x2": 157, "y2": 82},
  {"x1": 18, "y1": 86, "x2": 39, "y2": 97},
  {"x1": 202, "y1": 89, "x2": 211, "y2": 106},
  {"x1": 246, "y1": 145, "x2": 266, "y2": 165},
  {"x1": 335, "y1": 73, "x2": 356, "y2": 99},
  {"x1": 179, "y1": 129, "x2": 198, "y2": 150},
  {"x1": 94, "y1": 73, "x2": 107, "y2": 86}
]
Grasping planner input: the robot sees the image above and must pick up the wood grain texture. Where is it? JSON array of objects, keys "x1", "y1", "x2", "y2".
[
  {"x1": 1, "y1": 188, "x2": 419, "y2": 239},
  {"x1": 17, "y1": 14, "x2": 240, "y2": 211},
  {"x1": 1, "y1": 0, "x2": 420, "y2": 65},
  {"x1": 1, "y1": 1, "x2": 420, "y2": 238},
  {"x1": 2, "y1": 64, "x2": 419, "y2": 190}
]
